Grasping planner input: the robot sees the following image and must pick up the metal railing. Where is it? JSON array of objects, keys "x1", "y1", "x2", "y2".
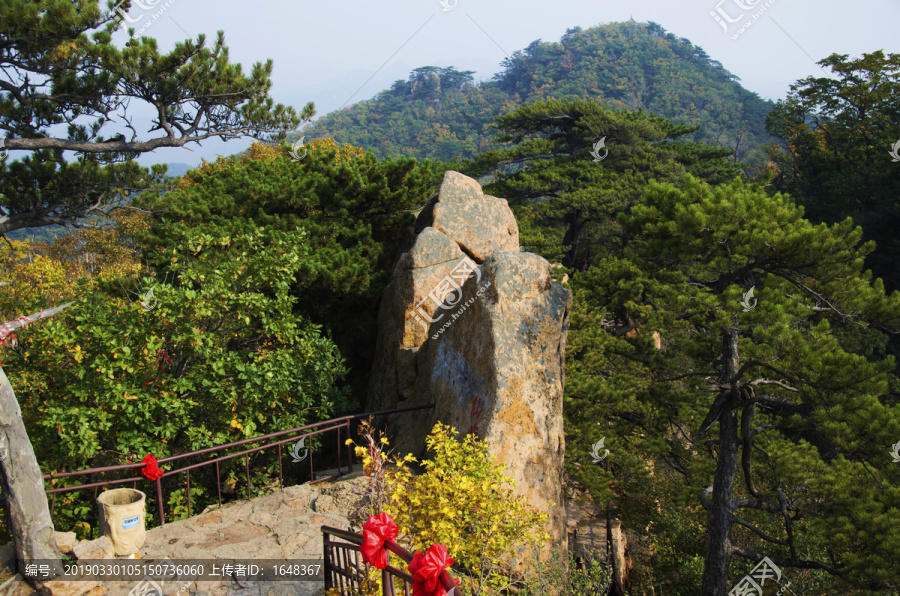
[
  {"x1": 322, "y1": 526, "x2": 462, "y2": 596},
  {"x1": 38, "y1": 405, "x2": 434, "y2": 531}
]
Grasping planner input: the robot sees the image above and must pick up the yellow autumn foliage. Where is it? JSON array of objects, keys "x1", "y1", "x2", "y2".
[
  {"x1": 0, "y1": 211, "x2": 148, "y2": 321},
  {"x1": 350, "y1": 422, "x2": 550, "y2": 595}
]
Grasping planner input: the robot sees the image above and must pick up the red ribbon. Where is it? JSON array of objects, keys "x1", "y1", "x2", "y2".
[
  {"x1": 140, "y1": 454, "x2": 164, "y2": 481},
  {"x1": 361, "y1": 513, "x2": 399, "y2": 569},
  {"x1": 408, "y1": 544, "x2": 458, "y2": 596}
]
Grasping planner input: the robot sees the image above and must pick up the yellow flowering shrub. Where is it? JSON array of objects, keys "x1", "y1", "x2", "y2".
[{"x1": 348, "y1": 422, "x2": 550, "y2": 595}]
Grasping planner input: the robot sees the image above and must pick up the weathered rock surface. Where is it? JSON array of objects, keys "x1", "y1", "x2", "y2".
[
  {"x1": 36, "y1": 578, "x2": 101, "y2": 596},
  {"x1": 0, "y1": 574, "x2": 39, "y2": 596},
  {"x1": 566, "y1": 489, "x2": 632, "y2": 594},
  {"x1": 138, "y1": 482, "x2": 356, "y2": 562},
  {"x1": 414, "y1": 171, "x2": 519, "y2": 263},
  {"x1": 51, "y1": 533, "x2": 76, "y2": 556},
  {"x1": 368, "y1": 170, "x2": 520, "y2": 414},
  {"x1": 71, "y1": 537, "x2": 112, "y2": 561},
  {"x1": 368, "y1": 171, "x2": 571, "y2": 567},
  {"x1": 387, "y1": 252, "x2": 571, "y2": 566},
  {"x1": 368, "y1": 228, "x2": 466, "y2": 412}
]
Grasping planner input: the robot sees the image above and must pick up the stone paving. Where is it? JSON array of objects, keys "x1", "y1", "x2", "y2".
[
  {"x1": 0, "y1": 472, "x2": 614, "y2": 596},
  {"x1": 1, "y1": 471, "x2": 371, "y2": 596}
]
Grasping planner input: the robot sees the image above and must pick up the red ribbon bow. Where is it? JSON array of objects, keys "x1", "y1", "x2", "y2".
[
  {"x1": 361, "y1": 513, "x2": 399, "y2": 569},
  {"x1": 140, "y1": 454, "x2": 164, "y2": 481},
  {"x1": 408, "y1": 544, "x2": 458, "y2": 596}
]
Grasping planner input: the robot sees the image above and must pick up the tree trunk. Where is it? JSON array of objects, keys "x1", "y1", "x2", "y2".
[
  {"x1": 701, "y1": 320, "x2": 741, "y2": 595},
  {"x1": 561, "y1": 210, "x2": 583, "y2": 269},
  {"x1": 0, "y1": 366, "x2": 62, "y2": 577}
]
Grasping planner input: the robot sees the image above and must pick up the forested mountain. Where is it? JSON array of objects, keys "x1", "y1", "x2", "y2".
[{"x1": 296, "y1": 21, "x2": 774, "y2": 164}]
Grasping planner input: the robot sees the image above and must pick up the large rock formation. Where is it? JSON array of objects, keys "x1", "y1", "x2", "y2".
[
  {"x1": 368, "y1": 171, "x2": 519, "y2": 413},
  {"x1": 368, "y1": 170, "x2": 572, "y2": 565},
  {"x1": 389, "y1": 252, "x2": 572, "y2": 564}
]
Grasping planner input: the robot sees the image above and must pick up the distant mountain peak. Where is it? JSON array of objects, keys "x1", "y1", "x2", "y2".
[{"x1": 299, "y1": 21, "x2": 772, "y2": 164}]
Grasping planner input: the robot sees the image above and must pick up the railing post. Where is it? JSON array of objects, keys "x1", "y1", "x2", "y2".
[
  {"x1": 277, "y1": 443, "x2": 283, "y2": 491},
  {"x1": 245, "y1": 454, "x2": 251, "y2": 499},
  {"x1": 156, "y1": 477, "x2": 164, "y2": 526},
  {"x1": 215, "y1": 461, "x2": 221, "y2": 508},
  {"x1": 186, "y1": 470, "x2": 190, "y2": 518},
  {"x1": 323, "y1": 528, "x2": 332, "y2": 589},
  {"x1": 346, "y1": 421, "x2": 353, "y2": 473},
  {"x1": 93, "y1": 486, "x2": 98, "y2": 539}
]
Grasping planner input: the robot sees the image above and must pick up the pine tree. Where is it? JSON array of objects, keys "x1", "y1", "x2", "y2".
[
  {"x1": 0, "y1": 0, "x2": 312, "y2": 236},
  {"x1": 134, "y1": 139, "x2": 449, "y2": 391},
  {"x1": 462, "y1": 98, "x2": 741, "y2": 267},
  {"x1": 568, "y1": 175, "x2": 900, "y2": 593},
  {"x1": 766, "y1": 51, "x2": 900, "y2": 292}
]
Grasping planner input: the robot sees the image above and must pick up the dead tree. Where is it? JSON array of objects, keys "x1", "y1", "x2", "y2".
[{"x1": 0, "y1": 300, "x2": 75, "y2": 578}]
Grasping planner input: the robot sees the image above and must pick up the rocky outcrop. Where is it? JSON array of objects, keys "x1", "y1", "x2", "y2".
[
  {"x1": 367, "y1": 228, "x2": 466, "y2": 412},
  {"x1": 368, "y1": 171, "x2": 571, "y2": 567},
  {"x1": 414, "y1": 172, "x2": 518, "y2": 263},
  {"x1": 567, "y1": 491, "x2": 633, "y2": 595},
  {"x1": 52, "y1": 533, "x2": 76, "y2": 556},
  {"x1": 388, "y1": 252, "x2": 571, "y2": 565},
  {"x1": 368, "y1": 171, "x2": 520, "y2": 413}
]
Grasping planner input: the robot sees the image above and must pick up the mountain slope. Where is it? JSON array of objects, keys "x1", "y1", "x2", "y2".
[{"x1": 297, "y1": 21, "x2": 774, "y2": 164}]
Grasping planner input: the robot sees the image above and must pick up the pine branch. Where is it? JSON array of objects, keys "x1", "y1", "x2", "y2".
[
  {"x1": 730, "y1": 516, "x2": 788, "y2": 546},
  {"x1": 731, "y1": 546, "x2": 842, "y2": 575}
]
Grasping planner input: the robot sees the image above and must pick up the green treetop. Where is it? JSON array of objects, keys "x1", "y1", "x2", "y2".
[{"x1": 0, "y1": 0, "x2": 312, "y2": 236}]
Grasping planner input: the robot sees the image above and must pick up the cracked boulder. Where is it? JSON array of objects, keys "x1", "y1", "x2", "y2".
[
  {"x1": 414, "y1": 171, "x2": 519, "y2": 262},
  {"x1": 367, "y1": 171, "x2": 571, "y2": 567},
  {"x1": 368, "y1": 171, "x2": 519, "y2": 413}
]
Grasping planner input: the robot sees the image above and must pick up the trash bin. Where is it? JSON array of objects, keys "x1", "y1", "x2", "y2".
[{"x1": 97, "y1": 488, "x2": 146, "y2": 555}]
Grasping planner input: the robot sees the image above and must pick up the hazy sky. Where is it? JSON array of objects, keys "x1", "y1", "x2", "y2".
[{"x1": 100, "y1": 0, "x2": 900, "y2": 168}]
